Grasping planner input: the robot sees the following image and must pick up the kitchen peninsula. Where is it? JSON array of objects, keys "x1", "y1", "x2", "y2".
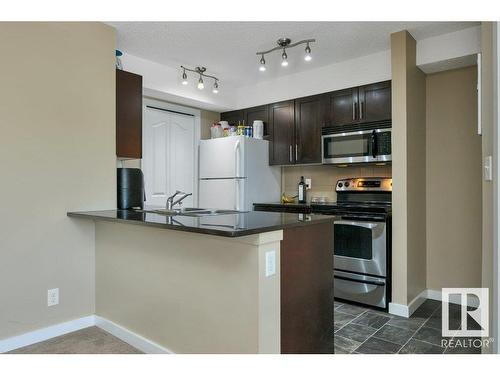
[{"x1": 68, "y1": 210, "x2": 335, "y2": 354}]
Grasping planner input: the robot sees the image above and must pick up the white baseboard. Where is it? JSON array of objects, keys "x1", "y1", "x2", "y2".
[
  {"x1": 389, "y1": 290, "x2": 428, "y2": 318},
  {"x1": 389, "y1": 289, "x2": 480, "y2": 318},
  {"x1": 0, "y1": 315, "x2": 95, "y2": 353},
  {"x1": 95, "y1": 316, "x2": 172, "y2": 354},
  {"x1": 388, "y1": 302, "x2": 410, "y2": 317},
  {"x1": 425, "y1": 289, "x2": 480, "y2": 308}
]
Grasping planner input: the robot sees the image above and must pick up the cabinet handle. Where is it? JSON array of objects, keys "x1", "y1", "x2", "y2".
[
  {"x1": 289, "y1": 145, "x2": 292, "y2": 163},
  {"x1": 359, "y1": 101, "x2": 364, "y2": 120},
  {"x1": 352, "y1": 102, "x2": 356, "y2": 120},
  {"x1": 295, "y1": 144, "x2": 298, "y2": 161}
]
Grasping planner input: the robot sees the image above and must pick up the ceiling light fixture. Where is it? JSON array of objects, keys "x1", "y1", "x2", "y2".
[
  {"x1": 256, "y1": 37, "x2": 315, "y2": 71},
  {"x1": 180, "y1": 66, "x2": 220, "y2": 94}
]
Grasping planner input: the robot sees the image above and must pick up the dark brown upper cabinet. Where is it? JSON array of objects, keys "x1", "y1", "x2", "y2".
[
  {"x1": 220, "y1": 110, "x2": 244, "y2": 126},
  {"x1": 294, "y1": 95, "x2": 327, "y2": 164},
  {"x1": 244, "y1": 105, "x2": 269, "y2": 138},
  {"x1": 220, "y1": 80, "x2": 391, "y2": 166},
  {"x1": 116, "y1": 69, "x2": 143, "y2": 158},
  {"x1": 327, "y1": 88, "x2": 358, "y2": 126},
  {"x1": 327, "y1": 80, "x2": 391, "y2": 126},
  {"x1": 268, "y1": 101, "x2": 295, "y2": 166},
  {"x1": 357, "y1": 81, "x2": 392, "y2": 123}
]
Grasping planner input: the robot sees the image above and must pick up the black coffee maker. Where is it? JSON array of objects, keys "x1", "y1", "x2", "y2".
[{"x1": 117, "y1": 168, "x2": 145, "y2": 209}]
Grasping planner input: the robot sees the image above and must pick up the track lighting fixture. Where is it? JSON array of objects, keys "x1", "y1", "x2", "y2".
[
  {"x1": 180, "y1": 66, "x2": 220, "y2": 94},
  {"x1": 256, "y1": 37, "x2": 315, "y2": 71}
]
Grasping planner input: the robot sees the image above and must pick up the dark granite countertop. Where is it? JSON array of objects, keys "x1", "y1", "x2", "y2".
[{"x1": 67, "y1": 209, "x2": 336, "y2": 237}]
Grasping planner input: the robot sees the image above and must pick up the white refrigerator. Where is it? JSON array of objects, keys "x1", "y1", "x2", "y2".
[{"x1": 199, "y1": 136, "x2": 281, "y2": 211}]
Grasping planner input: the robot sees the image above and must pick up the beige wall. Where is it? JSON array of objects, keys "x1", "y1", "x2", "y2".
[
  {"x1": 201, "y1": 109, "x2": 220, "y2": 140},
  {"x1": 282, "y1": 164, "x2": 392, "y2": 202},
  {"x1": 391, "y1": 31, "x2": 427, "y2": 306},
  {"x1": 0, "y1": 22, "x2": 116, "y2": 339},
  {"x1": 426, "y1": 67, "x2": 482, "y2": 290},
  {"x1": 95, "y1": 221, "x2": 281, "y2": 353}
]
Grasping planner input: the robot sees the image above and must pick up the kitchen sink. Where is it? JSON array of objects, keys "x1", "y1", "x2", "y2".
[{"x1": 134, "y1": 208, "x2": 245, "y2": 217}]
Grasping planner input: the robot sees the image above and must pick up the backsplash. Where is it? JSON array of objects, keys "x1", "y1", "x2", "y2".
[{"x1": 282, "y1": 164, "x2": 392, "y2": 203}]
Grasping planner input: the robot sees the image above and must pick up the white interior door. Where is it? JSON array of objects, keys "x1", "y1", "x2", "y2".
[{"x1": 143, "y1": 107, "x2": 196, "y2": 208}]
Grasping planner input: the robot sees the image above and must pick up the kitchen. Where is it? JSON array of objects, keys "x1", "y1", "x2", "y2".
[{"x1": 0, "y1": 17, "x2": 498, "y2": 362}]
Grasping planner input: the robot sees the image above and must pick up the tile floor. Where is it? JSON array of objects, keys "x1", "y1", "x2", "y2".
[
  {"x1": 6, "y1": 299, "x2": 483, "y2": 354},
  {"x1": 332, "y1": 299, "x2": 482, "y2": 354}
]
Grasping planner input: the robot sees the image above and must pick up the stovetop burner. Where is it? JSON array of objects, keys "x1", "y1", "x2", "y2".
[{"x1": 311, "y1": 177, "x2": 392, "y2": 219}]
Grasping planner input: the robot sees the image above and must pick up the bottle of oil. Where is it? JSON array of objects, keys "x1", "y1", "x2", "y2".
[{"x1": 298, "y1": 176, "x2": 306, "y2": 204}]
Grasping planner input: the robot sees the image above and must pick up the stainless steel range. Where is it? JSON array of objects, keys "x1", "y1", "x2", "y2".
[{"x1": 311, "y1": 177, "x2": 392, "y2": 310}]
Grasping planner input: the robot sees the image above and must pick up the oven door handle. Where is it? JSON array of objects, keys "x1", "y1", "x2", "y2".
[
  {"x1": 334, "y1": 275, "x2": 385, "y2": 286},
  {"x1": 335, "y1": 220, "x2": 384, "y2": 228}
]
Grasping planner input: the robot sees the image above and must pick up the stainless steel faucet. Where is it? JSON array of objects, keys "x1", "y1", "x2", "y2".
[{"x1": 166, "y1": 190, "x2": 192, "y2": 211}]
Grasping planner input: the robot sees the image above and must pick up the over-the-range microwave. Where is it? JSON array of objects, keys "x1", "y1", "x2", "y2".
[{"x1": 321, "y1": 123, "x2": 392, "y2": 165}]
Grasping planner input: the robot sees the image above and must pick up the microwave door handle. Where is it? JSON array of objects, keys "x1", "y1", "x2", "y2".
[{"x1": 371, "y1": 130, "x2": 377, "y2": 158}]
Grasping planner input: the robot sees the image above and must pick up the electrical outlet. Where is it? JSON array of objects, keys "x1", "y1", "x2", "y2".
[
  {"x1": 265, "y1": 250, "x2": 276, "y2": 277},
  {"x1": 305, "y1": 178, "x2": 312, "y2": 190},
  {"x1": 47, "y1": 288, "x2": 59, "y2": 307}
]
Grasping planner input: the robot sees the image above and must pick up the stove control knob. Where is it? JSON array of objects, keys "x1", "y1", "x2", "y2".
[
  {"x1": 345, "y1": 181, "x2": 350, "y2": 187},
  {"x1": 337, "y1": 182, "x2": 343, "y2": 188}
]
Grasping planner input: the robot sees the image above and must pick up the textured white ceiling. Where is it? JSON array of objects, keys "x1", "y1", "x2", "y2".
[{"x1": 108, "y1": 21, "x2": 479, "y2": 89}]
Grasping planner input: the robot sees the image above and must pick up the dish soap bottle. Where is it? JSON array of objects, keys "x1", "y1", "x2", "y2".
[{"x1": 298, "y1": 176, "x2": 306, "y2": 204}]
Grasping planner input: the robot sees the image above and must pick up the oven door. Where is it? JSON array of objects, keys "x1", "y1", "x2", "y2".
[
  {"x1": 334, "y1": 220, "x2": 387, "y2": 277},
  {"x1": 322, "y1": 129, "x2": 392, "y2": 164},
  {"x1": 334, "y1": 270, "x2": 387, "y2": 309}
]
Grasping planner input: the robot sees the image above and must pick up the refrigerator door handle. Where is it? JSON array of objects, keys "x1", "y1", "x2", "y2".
[
  {"x1": 234, "y1": 139, "x2": 241, "y2": 178},
  {"x1": 235, "y1": 179, "x2": 239, "y2": 210}
]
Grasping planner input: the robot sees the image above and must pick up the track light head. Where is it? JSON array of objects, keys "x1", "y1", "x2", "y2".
[
  {"x1": 212, "y1": 80, "x2": 219, "y2": 94},
  {"x1": 181, "y1": 69, "x2": 188, "y2": 85},
  {"x1": 281, "y1": 49, "x2": 288, "y2": 67},
  {"x1": 259, "y1": 54, "x2": 266, "y2": 71},
  {"x1": 197, "y1": 75, "x2": 204, "y2": 90},
  {"x1": 304, "y1": 43, "x2": 312, "y2": 61}
]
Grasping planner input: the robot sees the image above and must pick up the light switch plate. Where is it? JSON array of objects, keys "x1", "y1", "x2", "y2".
[
  {"x1": 47, "y1": 288, "x2": 59, "y2": 307},
  {"x1": 484, "y1": 156, "x2": 493, "y2": 181},
  {"x1": 265, "y1": 251, "x2": 276, "y2": 277}
]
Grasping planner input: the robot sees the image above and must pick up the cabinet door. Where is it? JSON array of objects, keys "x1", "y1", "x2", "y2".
[
  {"x1": 358, "y1": 81, "x2": 391, "y2": 123},
  {"x1": 244, "y1": 105, "x2": 269, "y2": 138},
  {"x1": 268, "y1": 101, "x2": 295, "y2": 165},
  {"x1": 295, "y1": 95, "x2": 326, "y2": 164},
  {"x1": 116, "y1": 69, "x2": 143, "y2": 158},
  {"x1": 327, "y1": 88, "x2": 358, "y2": 126},
  {"x1": 220, "y1": 110, "x2": 244, "y2": 126}
]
